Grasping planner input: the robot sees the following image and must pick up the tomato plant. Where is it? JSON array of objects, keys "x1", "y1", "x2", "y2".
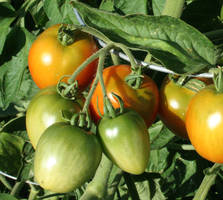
[
  {"x1": 28, "y1": 24, "x2": 98, "y2": 90},
  {"x1": 89, "y1": 65, "x2": 159, "y2": 127},
  {"x1": 98, "y1": 109, "x2": 150, "y2": 175},
  {"x1": 159, "y1": 75, "x2": 212, "y2": 139},
  {"x1": 26, "y1": 86, "x2": 83, "y2": 148},
  {"x1": 34, "y1": 122, "x2": 102, "y2": 193},
  {"x1": 186, "y1": 84, "x2": 223, "y2": 163},
  {"x1": 1, "y1": 0, "x2": 223, "y2": 200}
]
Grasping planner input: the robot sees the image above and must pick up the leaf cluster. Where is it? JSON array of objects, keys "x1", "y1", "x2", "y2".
[{"x1": 0, "y1": 0, "x2": 223, "y2": 200}]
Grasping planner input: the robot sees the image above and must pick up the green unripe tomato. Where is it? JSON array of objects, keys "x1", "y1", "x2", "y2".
[
  {"x1": 34, "y1": 122, "x2": 102, "y2": 193},
  {"x1": 26, "y1": 86, "x2": 83, "y2": 148},
  {"x1": 98, "y1": 109, "x2": 150, "y2": 175}
]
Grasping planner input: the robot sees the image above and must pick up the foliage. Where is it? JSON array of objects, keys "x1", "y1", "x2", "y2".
[{"x1": 0, "y1": 0, "x2": 223, "y2": 200}]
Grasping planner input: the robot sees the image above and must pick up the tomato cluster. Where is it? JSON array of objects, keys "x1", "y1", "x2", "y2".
[
  {"x1": 26, "y1": 23, "x2": 221, "y2": 194},
  {"x1": 26, "y1": 24, "x2": 159, "y2": 193}
]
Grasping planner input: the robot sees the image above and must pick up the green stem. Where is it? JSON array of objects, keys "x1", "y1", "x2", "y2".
[
  {"x1": 97, "y1": 52, "x2": 107, "y2": 100},
  {"x1": 69, "y1": 18, "x2": 112, "y2": 44},
  {"x1": 10, "y1": 181, "x2": 24, "y2": 197},
  {"x1": 68, "y1": 43, "x2": 114, "y2": 84},
  {"x1": 28, "y1": 184, "x2": 39, "y2": 200},
  {"x1": 115, "y1": 43, "x2": 138, "y2": 70},
  {"x1": 110, "y1": 51, "x2": 120, "y2": 65},
  {"x1": 144, "y1": 53, "x2": 152, "y2": 63},
  {"x1": 193, "y1": 163, "x2": 222, "y2": 200},
  {"x1": 80, "y1": 154, "x2": 113, "y2": 200},
  {"x1": 162, "y1": 0, "x2": 185, "y2": 18},
  {"x1": 0, "y1": 174, "x2": 12, "y2": 190},
  {"x1": 97, "y1": 52, "x2": 116, "y2": 118},
  {"x1": 82, "y1": 75, "x2": 99, "y2": 113}
]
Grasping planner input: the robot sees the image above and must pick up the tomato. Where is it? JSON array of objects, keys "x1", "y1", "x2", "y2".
[
  {"x1": 89, "y1": 65, "x2": 159, "y2": 127},
  {"x1": 28, "y1": 24, "x2": 98, "y2": 90},
  {"x1": 186, "y1": 85, "x2": 223, "y2": 163},
  {"x1": 98, "y1": 109, "x2": 150, "y2": 175},
  {"x1": 26, "y1": 86, "x2": 83, "y2": 149},
  {"x1": 159, "y1": 76, "x2": 212, "y2": 139},
  {"x1": 34, "y1": 122, "x2": 102, "y2": 193}
]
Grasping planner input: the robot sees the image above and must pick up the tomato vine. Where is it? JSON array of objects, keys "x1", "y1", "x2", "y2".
[{"x1": 0, "y1": 0, "x2": 223, "y2": 200}]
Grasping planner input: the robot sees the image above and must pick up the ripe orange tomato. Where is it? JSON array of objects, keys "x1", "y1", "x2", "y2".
[
  {"x1": 186, "y1": 85, "x2": 223, "y2": 163},
  {"x1": 89, "y1": 65, "x2": 159, "y2": 127},
  {"x1": 159, "y1": 76, "x2": 212, "y2": 139},
  {"x1": 28, "y1": 24, "x2": 98, "y2": 90}
]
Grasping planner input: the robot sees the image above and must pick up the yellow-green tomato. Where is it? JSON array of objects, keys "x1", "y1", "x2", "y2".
[
  {"x1": 34, "y1": 122, "x2": 102, "y2": 193},
  {"x1": 26, "y1": 86, "x2": 83, "y2": 148},
  {"x1": 159, "y1": 76, "x2": 212, "y2": 139},
  {"x1": 98, "y1": 109, "x2": 150, "y2": 175}
]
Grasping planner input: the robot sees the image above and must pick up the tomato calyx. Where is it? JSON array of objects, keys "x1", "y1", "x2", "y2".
[
  {"x1": 111, "y1": 42, "x2": 144, "y2": 89},
  {"x1": 102, "y1": 93, "x2": 124, "y2": 119},
  {"x1": 57, "y1": 24, "x2": 80, "y2": 46},
  {"x1": 169, "y1": 74, "x2": 207, "y2": 92},
  {"x1": 56, "y1": 75, "x2": 80, "y2": 100},
  {"x1": 70, "y1": 111, "x2": 92, "y2": 130},
  {"x1": 125, "y1": 66, "x2": 144, "y2": 89}
]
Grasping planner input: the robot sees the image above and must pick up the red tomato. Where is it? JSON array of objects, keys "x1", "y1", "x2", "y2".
[
  {"x1": 89, "y1": 65, "x2": 159, "y2": 127},
  {"x1": 186, "y1": 85, "x2": 223, "y2": 163},
  {"x1": 28, "y1": 24, "x2": 98, "y2": 90},
  {"x1": 159, "y1": 76, "x2": 212, "y2": 139}
]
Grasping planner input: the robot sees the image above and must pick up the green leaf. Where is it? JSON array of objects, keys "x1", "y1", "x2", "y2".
[
  {"x1": 0, "y1": 27, "x2": 35, "y2": 110},
  {"x1": 147, "y1": 148, "x2": 170, "y2": 173},
  {"x1": 28, "y1": 0, "x2": 48, "y2": 27},
  {"x1": 114, "y1": 0, "x2": 148, "y2": 15},
  {"x1": 0, "y1": 194, "x2": 18, "y2": 200},
  {"x1": 152, "y1": 0, "x2": 166, "y2": 16},
  {"x1": 61, "y1": 0, "x2": 79, "y2": 25},
  {"x1": 0, "y1": 132, "x2": 24, "y2": 176},
  {"x1": 44, "y1": 0, "x2": 79, "y2": 26},
  {"x1": 0, "y1": 3, "x2": 16, "y2": 54},
  {"x1": 135, "y1": 181, "x2": 151, "y2": 200},
  {"x1": 73, "y1": 1, "x2": 218, "y2": 74},
  {"x1": 149, "y1": 121, "x2": 175, "y2": 150},
  {"x1": 43, "y1": 0, "x2": 63, "y2": 26},
  {"x1": 99, "y1": 0, "x2": 114, "y2": 12},
  {"x1": 107, "y1": 165, "x2": 123, "y2": 200}
]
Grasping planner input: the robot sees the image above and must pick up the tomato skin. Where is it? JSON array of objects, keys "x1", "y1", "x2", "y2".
[
  {"x1": 28, "y1": 24, "x2": 98, "y2": 90},
  {"x1": 89, "y1": 65, "x2": 159, "y2": 127},
  {"x1": 26, "y1": 86, "x2": 83, "y2": 149},
  {"x1": 159, "y1": 76, "x2": 212, "y2": 139},
  {"x1": 34, "y1": 122, "x2": 102, "y2": 193},
  {"x1": 98, "y1": 109, "x2": 150, "y2": 175},
  {"x1": 186, "y1": 85, "x2": 223, "y2": 163}
]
